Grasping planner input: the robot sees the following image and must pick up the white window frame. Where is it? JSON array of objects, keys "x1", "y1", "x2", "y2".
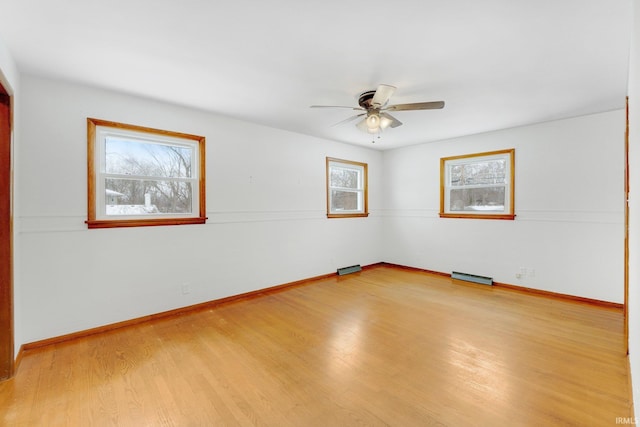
[
  {"x1": 440, "y1": 149, "x2": 515, "y2": 220},
  {"x1": 326, "y1": 157, "x2": 369, "y2": 218},
  {"x1": 87, "y1": 118, "x2": 207, "y2": 229}
]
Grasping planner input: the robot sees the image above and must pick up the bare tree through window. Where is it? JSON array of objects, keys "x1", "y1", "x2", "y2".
[{"x1": 105, "y1": 138, "x2": 194, "y2": 214}]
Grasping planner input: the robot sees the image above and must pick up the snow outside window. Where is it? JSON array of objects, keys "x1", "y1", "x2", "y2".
[{"x1": 87, "y1": 118, "x2": 206, "y2": 228}]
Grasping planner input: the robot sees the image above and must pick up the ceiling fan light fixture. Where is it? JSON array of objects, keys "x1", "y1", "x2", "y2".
[
  {"x1": 366, "y1": 113, "x2": 380, "y2": 130},
  {"x1": 379, "y1": 115, "x2": 393, "y2": 130}
]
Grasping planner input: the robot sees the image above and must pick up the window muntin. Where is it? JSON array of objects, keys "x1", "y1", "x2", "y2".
[
  {"x1": 326, "y1": 157, "x2": 368, "y2": 218},
  {"x1": 440, "y1": 149, "x2": 514, "y2": 220},
  {"x1": 87, "y1": 118, "x2": 206, "y2": 228}
]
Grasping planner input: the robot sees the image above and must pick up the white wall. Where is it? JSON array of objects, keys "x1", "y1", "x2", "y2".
[
  {"x1": 627, "y1": 0, "x2": 640, "y2": 415},
  {"x1": 382, "y1": 110, "x2": 625, "y2": 303},
  {"x1": 17, "y1": 74, "x2": 383, "y2": 344}
]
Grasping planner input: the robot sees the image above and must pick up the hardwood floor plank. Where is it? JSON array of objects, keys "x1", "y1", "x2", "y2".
[{"x1": 0, "y1": 265, "x2": 632, "y2": 426}]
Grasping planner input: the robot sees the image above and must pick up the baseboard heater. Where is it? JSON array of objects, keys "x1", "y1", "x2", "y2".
[
  {"x1": 337, "y1": 264, "x2": 362, "y2": 276},
  {"x1": 451, "y1": 271, "x2": 493, "y2": 286}
]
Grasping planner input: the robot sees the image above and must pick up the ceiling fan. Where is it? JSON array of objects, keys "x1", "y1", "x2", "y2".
[{"x1": 310, "y1": 84, "x2": 445, "y2": 134}]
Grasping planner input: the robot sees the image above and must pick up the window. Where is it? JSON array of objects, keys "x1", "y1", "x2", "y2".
[
  {"x1": 326, "y1": 157, "x2": 368, "y2": 218},
  {"x1": 87, "y1": 118, "x2": 206, "y2": 228},
  {"x1": 440, "y1": 149, "x2": 515, "y2": 220}
]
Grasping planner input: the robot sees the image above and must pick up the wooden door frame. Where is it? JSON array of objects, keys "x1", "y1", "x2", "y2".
[
  {"x1": 625, "y1": 96, "x2": 630, "y2": 354},
  {"x1": 0, "y1": 80, "x2": 13, "y2": 380}
]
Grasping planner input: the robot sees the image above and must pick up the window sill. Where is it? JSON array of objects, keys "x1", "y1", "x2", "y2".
[
  {"x1": 327, "y1": 213, "x2": 369, "y2": 219},
  {"x1": 86, "y1": 216, "x2": 208, "y2": 229},
  {"x1": 439, "y1": 213, "x2": 515, "y2": 220}
]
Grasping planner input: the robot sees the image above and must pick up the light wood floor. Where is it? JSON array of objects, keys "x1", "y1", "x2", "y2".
[{"x1": 0, "y1": 265, "x2": 633, "y2": 426}]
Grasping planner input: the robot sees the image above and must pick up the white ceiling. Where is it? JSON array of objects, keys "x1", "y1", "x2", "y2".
[{"x1": 0, "y1": 0, "x2": 632, "y2": 150}]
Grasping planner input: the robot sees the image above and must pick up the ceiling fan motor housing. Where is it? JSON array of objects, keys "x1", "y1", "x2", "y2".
[{"x1": 358, "y1": 90, "x2": 377, "y2": 109}]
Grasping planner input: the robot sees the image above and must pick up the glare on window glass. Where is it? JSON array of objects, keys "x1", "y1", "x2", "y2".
[{"x1": 105, "y1": 137, "x2": 192, "y2": 178}]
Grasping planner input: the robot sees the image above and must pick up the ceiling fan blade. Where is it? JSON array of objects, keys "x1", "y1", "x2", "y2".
[
  {"x1": 310, "y1": 105, "x2": 364, "y2": 110},
  {"x1": 371, "y1": 84, "x2": 397, "y2": 108},
  {"x1": 385, "y1": 101, "x2": 445, "y2": 111},
  {"x1": 380, "y1": 112, "x2": 403, "y2": 128},
  {"x1": 332, "y1": 113, "x2": 366, "y2": 127}
]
